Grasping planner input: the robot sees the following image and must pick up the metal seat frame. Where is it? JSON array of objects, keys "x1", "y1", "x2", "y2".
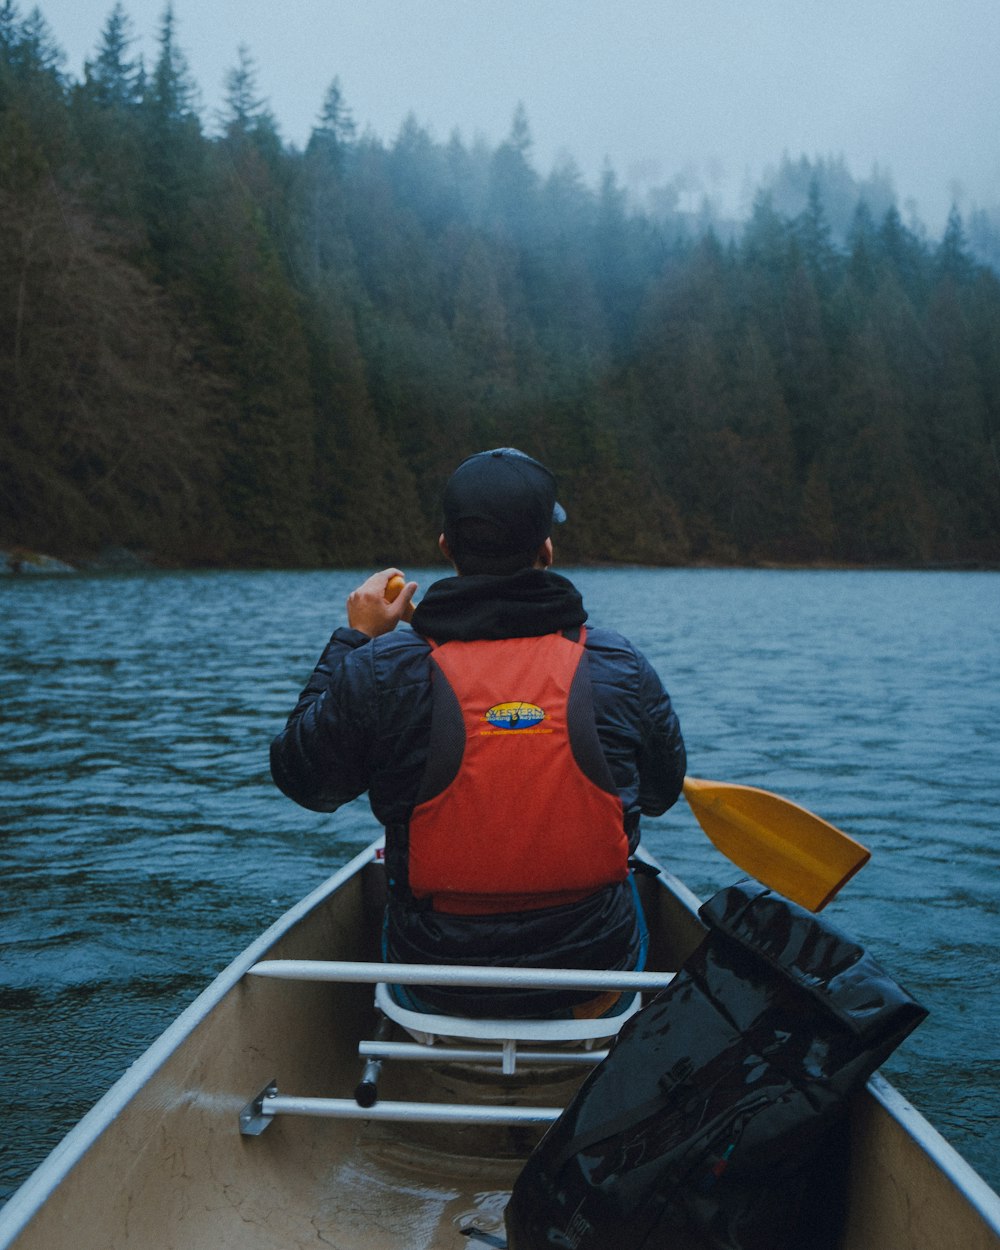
[{"x1": 239, "y1": 959, "x2": 675, "y2": 1133}]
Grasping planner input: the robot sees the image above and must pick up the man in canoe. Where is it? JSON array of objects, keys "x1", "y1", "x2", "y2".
[{"x1": 270, "y1": 448, "x2": 686, "y2": 1018}]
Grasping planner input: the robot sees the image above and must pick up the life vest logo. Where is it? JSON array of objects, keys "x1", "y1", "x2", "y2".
[{"x1": 485, "y1": 701, "x2": 546, "y2": 730}]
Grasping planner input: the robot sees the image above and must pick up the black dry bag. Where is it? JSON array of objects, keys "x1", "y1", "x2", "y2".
[{"x1": 505, "y1": 881, "x2": 927, "y2": 1250}]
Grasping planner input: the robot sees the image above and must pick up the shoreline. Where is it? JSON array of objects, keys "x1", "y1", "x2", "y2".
[{"x1": 4, "y1": 545, "x2": 998, "y2": 577}]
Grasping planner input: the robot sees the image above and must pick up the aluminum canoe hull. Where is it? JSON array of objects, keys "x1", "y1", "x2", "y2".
[{"x1": 1, "y1": 841, "x2": 997, "y2": 1250}]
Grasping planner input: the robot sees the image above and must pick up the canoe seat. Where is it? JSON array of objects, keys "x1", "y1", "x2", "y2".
[
  {"x1": 370, "y1": 979, "x2": 644, "y2": 1076},
  {"x1": 240, "y1": 958, "x2": 674, "y2": 1131}
]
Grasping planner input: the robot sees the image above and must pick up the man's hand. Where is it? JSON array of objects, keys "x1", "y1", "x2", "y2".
[{"x1": 346, "y1": 568, "x2": 417, "y2": 638}]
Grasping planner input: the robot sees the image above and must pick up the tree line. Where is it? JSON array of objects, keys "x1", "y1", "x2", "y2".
[{"x1": 2, "y1": 3, "x2": 998, "y2": 568}]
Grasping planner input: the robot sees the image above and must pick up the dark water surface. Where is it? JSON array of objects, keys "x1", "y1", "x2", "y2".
[{"x1": 1, "y1": 567, "x2": 997, "y2": 1202}]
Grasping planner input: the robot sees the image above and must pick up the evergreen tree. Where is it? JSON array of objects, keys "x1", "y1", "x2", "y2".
[
  {"x1": 221, "y1": 43, "x2": 275, "y2": 141},
  {"x1": 83, "y1": 2, "x2": 141, "y2": 109},
  {"x1": 590, "y1": 164, "x2": 656, "y2": 355},
  {"x1": 73, "y1": 4, "x2": 146, "y2": 230},
  {"x1": 876, "y1": 205, "x2": 927, "y2": 302},
  {"x1": 1, "y1": 3, "x2": 70, "y2": 163},
  {"x1": 795, "y1": 179, "x2": 837, "y2": 296},
  {"x1": 390, "y1": 112, "x2": 459, "y2": 228},
  {"x1": 140, "y1": 3, "x2": 202, "y2": 277},
  {"x1": 780, "y1": 258, "x2": 834, "y2": 471},
  {"x1": 3, "y1": 21, "x2": 999, "y2": 569},
  {"x1": 487, "y1": 102, "x2": 539, "y2": 237},
  {"x1": 845, "y1": 201, "x2": 878, "y2": 296},
  {"x1": 921, "y1": 274, "x2": 991, "y2": 555},
  {"x1": 0, "y1": 0, "x2": 22, "y2": 64},
  {"x1": 825, "y1": 320, "x2": 933, "y2": 561},
  {"x1": 194, "y1": 141, "x2": 316, "y2": 562},
  {"x1": 147, "y1": 2, "x2": 198, "y2": 125},
  {"x1": 726, "y1": 323, "x2": 798, "y2": 555},
  {"x1": 295, "y1": 87, "x2": 357, "y2": 288},
  {"x1": 936, "y1": 206, "x2": 975, "y2": 284},
  {"x1": 309, "y1": 76, "x2": 355, "y2": 172},
  {"x1": 15, "y1": 5, "x2": 64, "y2": 77},
  {"x1": 451, "y1": 237, "x2": 515, "y2": 380}
]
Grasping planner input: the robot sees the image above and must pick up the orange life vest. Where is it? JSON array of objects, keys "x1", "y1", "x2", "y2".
[{"x1": 408, "y1": 628, "x2": 628, "y2": 914}]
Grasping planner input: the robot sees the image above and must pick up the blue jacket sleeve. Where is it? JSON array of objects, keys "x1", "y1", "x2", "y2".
[
  {"x1": 584, "y1": 628, "x2": 686, "y2": 828},
  {"x1": 269, "y1": 627, "x2": 376, "y2": 813},
  {"x1": 633, "y1": 648, "x2": 687, "y2": 817}
]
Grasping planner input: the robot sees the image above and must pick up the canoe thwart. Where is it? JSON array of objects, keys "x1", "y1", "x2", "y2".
[{"x1": 246, "y1": 958, "x2": 676, "y2": 992}]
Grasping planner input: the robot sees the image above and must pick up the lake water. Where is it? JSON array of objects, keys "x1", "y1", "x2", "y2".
[{"x1": 1, "y1": 567, "x2": 997, "y2": 1203}]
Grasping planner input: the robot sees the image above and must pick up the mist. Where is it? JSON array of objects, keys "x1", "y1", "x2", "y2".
[{"x1": 25, "y1": 0, "x2": 1000, "y2": 242}]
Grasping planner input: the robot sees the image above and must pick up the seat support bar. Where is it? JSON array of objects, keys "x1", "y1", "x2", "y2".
[
  {"x1": 358, "y1": 1040, "x2": 609, "y2": 1066},
  {"x1": 239, "y1": 1081, "x2": 561, "y2": 1133}
]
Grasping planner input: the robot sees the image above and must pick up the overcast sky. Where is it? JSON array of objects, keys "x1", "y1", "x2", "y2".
[{"x1": 31, "y1": 0, "x2": 1000, "y2": 233}]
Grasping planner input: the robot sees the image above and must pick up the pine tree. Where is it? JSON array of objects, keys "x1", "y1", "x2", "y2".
[
  {"x1": 295, "y1": 86, "x2": 357, "y2": 288},
  {"x1": 1, "y1": 4, "x2": 70, "y2": 163},
  {"x1": 876, "y1": 205, "x2": 927, "y2": 302},
  {"x1": 0, "y1": 0, "x2": 21, "y2": 63},
  {"x1": 921, "y1": 273, "x2": 991, "y2": 556},
  {"x1": 488, "y1": 102, "x2": 539, "y2": 237},
  {"x1": 83, "y1": 2, "x2": 141, "y2": 109},
  {"x1": 726, "y1": 324, "x2": 798, "y2": 556},
  {"x1": 147, "y1": 2, "x2": 198, "y2": 125},
  {"x1": 826, "y1": 320, "x2": 933, "y2": 561},
  {"x1": 5, "y1": 13, "x2": 1000, "y2": 569},
  {"x1": 936, "y1": 206, "x2": 975, "y2": 285},
  {"x1": 780, "y1": 258, "x2": 834, "y2": 471},
  {"x1": 308, "y1": 76, "x2": 355, "y2": 172},
  {"x1": 451, "y1": 236, "x2": 516, "y2": 381},
  {"x1": 795, "y1": 178, "x2": 838, "y2": 296},
  {"x1": 72, "y1": 4, "x2": 147, "y2": 230},
  {"x1": 845, "y1": 201, "x2": 878, "y2": 296},
  {"x1": 221, "y1": 43, "x2": 275, "y2": 141},
  {"x1": 140, "y1": 3, "x2": 202, "y2": 276},
  {"x1": 15, "y1": 5, "x2": 64, "y2": 77}
]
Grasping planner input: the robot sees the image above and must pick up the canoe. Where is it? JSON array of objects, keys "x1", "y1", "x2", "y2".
[{"x1": 1, "y1": 840, "x2": 998, "y2": 1250}]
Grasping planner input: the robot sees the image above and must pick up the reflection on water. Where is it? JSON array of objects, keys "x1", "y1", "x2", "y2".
[{"x1": 1, "y1": 568, "x2": 997, "y2": 1200}]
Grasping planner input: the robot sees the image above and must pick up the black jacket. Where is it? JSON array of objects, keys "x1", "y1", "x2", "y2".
[{"x1": 270, "y1": 569, "x2": 686, "y2": 1014}]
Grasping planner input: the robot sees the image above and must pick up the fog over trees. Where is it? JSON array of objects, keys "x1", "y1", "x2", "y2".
[{"x1": 2, "y1": 4, "x2": 999, "y2": 567}]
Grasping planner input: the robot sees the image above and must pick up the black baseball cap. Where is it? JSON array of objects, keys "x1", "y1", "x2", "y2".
[{"x1": 442, "y1": 448, "x2": 566, "y2": 569}]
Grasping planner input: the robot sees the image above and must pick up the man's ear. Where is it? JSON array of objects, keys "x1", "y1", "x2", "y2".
[
  {"x1": 439, "y1": 533, "x2": 456, "y2": 565},
  {"x1": 536, "y1": 538, "x2": 553, "y2": 568}
]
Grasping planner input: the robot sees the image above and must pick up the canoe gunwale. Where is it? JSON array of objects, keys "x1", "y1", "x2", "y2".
[{"x1": 865, "y1": 1072, "x2": 1000, "y2": 1236}]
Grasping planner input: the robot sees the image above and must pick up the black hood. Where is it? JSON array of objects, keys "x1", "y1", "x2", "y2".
[{"x1": 410, "y1": 569, "x2": 587, "y2": 642}]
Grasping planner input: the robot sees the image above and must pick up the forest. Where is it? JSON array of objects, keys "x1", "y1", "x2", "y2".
[{"x1": 2, "y1": 3, "x2": 999, "y2": 569}]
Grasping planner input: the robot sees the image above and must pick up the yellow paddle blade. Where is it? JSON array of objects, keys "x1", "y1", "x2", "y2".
[{"x1": 682, "y1": 776, "x2": 871, "y2": 911}]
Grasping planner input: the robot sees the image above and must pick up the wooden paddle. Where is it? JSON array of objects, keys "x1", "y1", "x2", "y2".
[
  {"x1": 388, "y1": 572, "x2": 869, "y2": 909},
  {"x1": 682, "y1": 776, "x2": 870, "y2": 911}
]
